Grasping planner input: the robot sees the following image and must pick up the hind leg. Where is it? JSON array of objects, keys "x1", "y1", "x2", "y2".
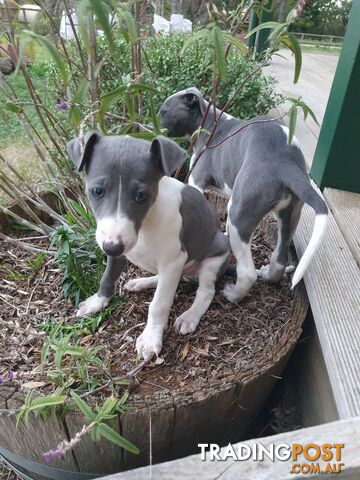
[
  {"x1": 257, "y1": 200, "x2": 302, "y2": 283},
  {"x1": 222, "y1": 220, "x2": 258, "y2": 303},
  {"x1": 223, "y1": 196, "x2": 267, "y2": 303}
]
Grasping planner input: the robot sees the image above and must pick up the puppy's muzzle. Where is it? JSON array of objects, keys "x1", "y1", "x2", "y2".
[{"x1": 102, "y1": 240, "x2": 124, "y2": 257}]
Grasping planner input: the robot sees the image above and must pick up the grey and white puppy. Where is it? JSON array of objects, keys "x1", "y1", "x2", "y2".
[
  {"x1": 159, "y1": 88, "x2": 328, "y2": 302},
  {"x1": 67, "y1": 132, "x2": 229, "y2": 360}
]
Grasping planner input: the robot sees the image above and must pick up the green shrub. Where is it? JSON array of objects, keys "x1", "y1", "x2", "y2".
[
  {"x1": 141, "y1": 33, "x2": 281, "y2": 119},
  {"x1": 44, "y1": 32, "x2": 281, "y2": 125}
]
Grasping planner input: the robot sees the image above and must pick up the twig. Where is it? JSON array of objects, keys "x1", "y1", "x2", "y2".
[
  {"x1": 79, "y1": 359, "x2": 151, "y2": 399},
  {"x1": 0, "y1": 233, "x2": 55, "y2": 255},
  {"x1": 149, "y1": 409, "x2": 152, "y2": 480},
  {"x1": 294, "y1": 0, "x2": 314, "y2": 19},
  {"x1": 184, "y1": 113, "x2": 285, "y2": 184}
]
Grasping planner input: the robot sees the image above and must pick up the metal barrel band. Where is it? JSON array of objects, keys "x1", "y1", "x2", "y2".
[{"x1": 0, "y1": 446, "x2": 100, "y2": 480}]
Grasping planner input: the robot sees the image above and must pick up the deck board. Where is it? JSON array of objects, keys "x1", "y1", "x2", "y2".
[
  {"x1": 100, "y1": 416, "x2": 360, "y2": 480},
  {"x1": 324, "y1": 188, "x2": 360, "y2": 267},
  {"x1": 293, "y1": 187, "x2": 360, "y2": 419}
]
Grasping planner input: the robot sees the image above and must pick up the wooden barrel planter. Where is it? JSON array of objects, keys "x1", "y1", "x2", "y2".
[{"x1": 0, "y1": 191, "x2": 308, "y2": 479}]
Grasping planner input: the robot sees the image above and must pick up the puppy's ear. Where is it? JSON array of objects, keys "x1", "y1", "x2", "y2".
[
  {"x1": 183, "y1": 89, "x2": 205, "y2": 114},
  {"x1": 67, "y1": 131, "x2": 100, "y2": 172},
  {"x1": 151, "y1": 136, "x2": 187, "y2": 176},
  {"x1": 183, "y1": 92, "x2": 199, "y2": 108}
]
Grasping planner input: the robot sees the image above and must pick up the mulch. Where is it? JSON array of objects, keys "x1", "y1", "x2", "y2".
[{"x1": 0, "y1": 218, "x2": 300, "y2": 402}]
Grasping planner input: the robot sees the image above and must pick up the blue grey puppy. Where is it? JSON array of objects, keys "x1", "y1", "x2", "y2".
[
  {"x1": 67, "y1": 132, "x2": 229, "y2": 359},
  {"x1": 159, "y1": 88, "x2": 328, "y2": 302}
]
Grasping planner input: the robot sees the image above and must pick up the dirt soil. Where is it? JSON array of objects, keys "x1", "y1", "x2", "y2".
[{"x1": 0, "y1": 222, "x2": 298, "y2": 401}]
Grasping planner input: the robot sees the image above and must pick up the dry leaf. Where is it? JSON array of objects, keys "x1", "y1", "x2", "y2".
[
  {"x1": 22, "y1": 381, "x2": 46, "y2": 389},
  {"x1": 180, "y1": 341, "x2": 190, "y2": 362}
]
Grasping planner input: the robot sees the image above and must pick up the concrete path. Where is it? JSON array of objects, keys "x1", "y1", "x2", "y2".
[{"x1": 265, "y1": 50, "x2": 339, "y2": 168}]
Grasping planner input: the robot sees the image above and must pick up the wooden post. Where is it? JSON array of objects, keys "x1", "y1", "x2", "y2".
[
  {"x1": 254, "y1": 0, "x2": 273, "y2": 58},
  {"x1": 310, "y1": 0, "x2": 360, "y2": 194},
  {"x1": 246, "y1": 9, "x2": 258, "y2": 49}
]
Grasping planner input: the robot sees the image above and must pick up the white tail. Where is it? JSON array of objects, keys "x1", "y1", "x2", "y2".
[{"x1": 291, "y1": 213, "x2": 328, "y2": 289}]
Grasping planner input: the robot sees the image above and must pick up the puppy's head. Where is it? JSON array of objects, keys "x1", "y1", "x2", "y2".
[
  {"x1": 67, "y1": 133, "x2": 187, "y2": 256},
  {"x1": 159, "y1": 87, "x2": 206, "y2": 137}
]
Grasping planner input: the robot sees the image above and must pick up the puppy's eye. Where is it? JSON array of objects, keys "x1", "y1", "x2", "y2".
[
  {"x1": 92, "y1": 187, "x2": 104, "y2": 198},
  {"x1": 135, "y1": 191, "x2": 147, "y2": 202}
]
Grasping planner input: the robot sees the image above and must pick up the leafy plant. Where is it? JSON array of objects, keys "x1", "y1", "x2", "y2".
[
  {"x1": 16, "y1": 391, "x2": 67, "y2": 428},
  {"x1": 0, "y1": 0, "x2": 319, "y2": 461},
  {"x1": 49, "y1": 222, "x2": 103, "y2": 306},
  {"x1": 15, "y1": 321, "x2": 138, "y2": 456},
  {"x1": 70, "y1": 392, "x2": 138, "y2": 453}
]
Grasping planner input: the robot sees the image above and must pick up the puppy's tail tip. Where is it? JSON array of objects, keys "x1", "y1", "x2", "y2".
[{"x1": 291, "y1": 213, "x2": 328, "y2": 288}]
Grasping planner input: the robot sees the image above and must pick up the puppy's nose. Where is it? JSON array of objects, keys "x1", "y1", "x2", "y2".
[{"x1": 103, "y1": 241, "x2": 124, "y2": 257}]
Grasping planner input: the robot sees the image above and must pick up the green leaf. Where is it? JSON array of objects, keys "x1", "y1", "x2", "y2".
[
  {"x1": 64, "y1": 346, "x2": 85, "y2": 356},
  {"x1": 70, "y1": 391, "x2": 96, "y2": 422},
  {"x1": 288, "y1": 106, "x2": 297, "y2": 145},
  {"x1": 181, "y1": 29, "x2": 209, "y2": 56},
  {"x1": 149, "y1": 96, "x2": 160, "y2": 134},
  {"x1": 98, "y1": 423, "x2": 139, "y2": 454},
  {"x1": 91, "y1": 424, "x2": 100, "y2": 442},
  {"x1": 129, "y1": 132, "x2": 157, "y2": 140},
  {"x1": 286, "y1": 8, "x2": 296, "y2": 24},
  {"x1": 100, "y1": 85, "x2": 127, "y2": 114},
  {"x1": 225, "y1": 34, "x2": 247, "y2": 55},
  {"x1": 211, "y1": 26, "x2": 227, "y2": 82},
  {"x1": 23, "y1": 410, "x2": 30, "y2": 428},
  {"x1": 245, "y1": 21, "x2": 283, "y2": 39},
  {"x1": 129, "y1": 83, "x2": 158, "y2": 95},
  {"x1": 88, "y1": 0, "x2": 115, "y2": 52},
  {"x1": 2, "y1": 101, "x2": 23, "y2": 114},
  {"x1": 268, "y1": 23, "x2": 288, "y2": 42},
  {"x1": 72, "y1": 78, "x2": 89, "y2": 104},
  {"x1": 281, "y1": 33, "x2": 302, "y2": 84},
  {"x1": 22, "y1": 30, "x2": 68, "y2": 86},
  {"x1": 67, "y1": 199, "x2": 91, "y2": 220},
  {"x1": 40, "y1": 342, "x2": 49, "y2": 365},
  {"x1": 119, "y1": 9, "x2": 137, "y2": 44},
  {"x1": 28, "y1": 395, "x2": 67, "y2": 411},
  {"x1": 77, "y1": 0, "x2": 91, "y2": 52},
  {"x1": 302, "y1": 104, "x2": 319, "y2": 125},
  {"x1": 54, "y1": 349, "x2": 63, "y2": 368},
  {"x1": 69, "y1": 79, "x2": 89, "y2": 127},
  {"x1": 97, "y1": 396, "x2": 117, "y2": 418}
]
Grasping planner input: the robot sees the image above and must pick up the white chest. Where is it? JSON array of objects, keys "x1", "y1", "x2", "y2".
[{"x1": 125, "y1": 176, "x2": 185, "y2": 274}]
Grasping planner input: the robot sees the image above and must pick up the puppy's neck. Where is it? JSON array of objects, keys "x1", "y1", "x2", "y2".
[{"x1": 193, "y1": 100, "x2": 235, "y2": 150}]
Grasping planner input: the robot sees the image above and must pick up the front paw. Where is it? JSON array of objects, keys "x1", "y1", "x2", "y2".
[
  {"x1": 136, "y1": 327, "x2": 163, "y2": 361},
  {"x1": 76, "y1": 294, "x2": 110, "y2": 317},
  {"x1": 175, "y1": 310, "x2": 200, "y2": 335}
]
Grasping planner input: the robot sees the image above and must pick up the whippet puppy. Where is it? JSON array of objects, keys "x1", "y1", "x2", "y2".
[
  {"x1": 159, "y1": 88, "x2": 328, "y2": 302},
  {"x1": 67, "y1": 132, "x2": 229, "y2": 359}
]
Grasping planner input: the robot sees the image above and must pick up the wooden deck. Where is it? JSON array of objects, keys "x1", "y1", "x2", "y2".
[
  {"x1": 266, "y1": 50, "x2": 339, "y2": 169},
  {"x1": 100, "y1": 416, "x2": 360, "y2": 480},
  {"x1": 294, "y1": 190, "x2": 360, "y2": 421},
  {"x1": 324, "y1": 188, "x2": 360, "y2": 267},
  {"x1": 267, "y1": 51, "x2": 360, "y2": 425}
]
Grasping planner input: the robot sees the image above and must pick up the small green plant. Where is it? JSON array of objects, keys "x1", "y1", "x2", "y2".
[
  {"x1": 27, "y1": 251, "x2": 45, "y2": 272},
  {"x1": 16, "y1": 390, "x2": 138, "y2": 459},
  {"x1": 16, "y1": 391, "x2": 67, "y2": 428},
  {"x1": 16, "y1": 322, "x2": 138, "y2": 458},
  {"x1": 49, "y1": 220, "x2": 103, "y2": 306}
]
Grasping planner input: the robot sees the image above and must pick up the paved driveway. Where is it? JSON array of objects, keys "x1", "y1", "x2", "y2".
[{"x1": 265, "y1": 50, "x2": 339, "y2": 168}]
